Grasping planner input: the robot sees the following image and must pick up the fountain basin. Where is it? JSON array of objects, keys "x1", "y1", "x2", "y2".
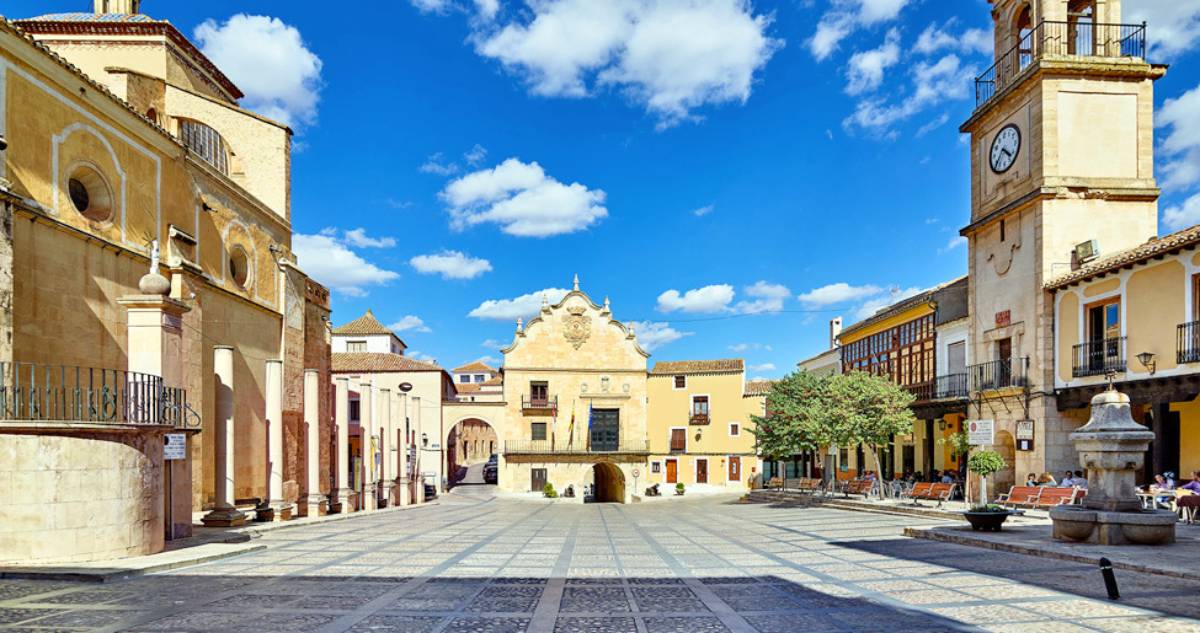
[{"x1": 1049, "y1": 506, "x2": 1177, "y2": 545}]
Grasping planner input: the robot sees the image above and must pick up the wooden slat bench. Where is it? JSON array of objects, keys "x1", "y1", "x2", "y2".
[
  {"x1": 1031, "y1": 487, "x2": 1082, "y2": 508},
  {"x1": 842, "y1": 479, "x2": 875, "y2": 496},
  {"x1": 795, "y1": 478, "x2": 824, "y2": 494},
  {"x1": 997, "y1": 485, "x2": 1043, "y2": 509},
  {"x1": 906, "y1": 482, "x2": 957, "y2": 507}
]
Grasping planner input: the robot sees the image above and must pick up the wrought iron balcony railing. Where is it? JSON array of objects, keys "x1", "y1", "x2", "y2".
[
  {"x1": 689, "y1": 413, "x2": 710, "y2": 426},
  {"x1": 976, "y1": 20, "x2": 1146, "y2": 107},
  {"x1": 521, "y1": 395, "x2": 557, "y2": 412},
  {"x1": 503, "y1": 439, "x2": 650, "y2": 455},
  {"x1": 0, "y1": 362, "x2": 198, "y2": 428},
  {"x1": 906, "y1": 373, "x2": 969, "y2": 402},
  {"x1": 969, "y1": 357, "x2": 1029, "y2": 392},
  {"x1": 1073, "y1": 337, "x2": 1126, "y2": 378},
  {"x1": 1179, "y1": 321, "x2": 1200, "y2": 365}
]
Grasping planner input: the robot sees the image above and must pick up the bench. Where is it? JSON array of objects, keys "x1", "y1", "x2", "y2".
[
  {"x1": 844, "y1": 479, "x2": 876, "y2": 496},
  {"x1": 906, "y1": 482, "x2": 957, "y2": 507},
  {"x1": 794, "y1": 478, "x2": 824, "y2": 494},
  {"x1": 997, "y1": 485, "x2": 1043, "y2": 509},
  {"x1": 765, "y1": 477, "x2": 784, "y2": 490},
  {"x1": 1031, "y1": 487, "x2": 1081, "y2": 508}
]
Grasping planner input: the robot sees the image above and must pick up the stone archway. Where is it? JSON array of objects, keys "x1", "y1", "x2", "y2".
[
  {"x1": 592, "y1": 462, "x2": 625, "y2": 503},
  {"x1": 994, "y1": 430, "x2": 1017, "y2": 499},
  {"x1": 446, "y1": 417, "x2": 498, "y2": 486}
]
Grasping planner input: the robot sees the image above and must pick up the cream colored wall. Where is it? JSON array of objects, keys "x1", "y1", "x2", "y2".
[
  {"x1": 1170, "y1": 397, "x2": 1200, "y2": 479},
  {"x1": 1057, "y1": 291, "x2": 1079, "y2": 384}
]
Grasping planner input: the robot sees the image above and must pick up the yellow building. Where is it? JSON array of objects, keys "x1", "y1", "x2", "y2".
[
  {"x1": 646, "y1": 360, "x2": 764, "y2": 491},
  {"x1": 1048, "y1": 227, "x2": 1200, "y2": 481},
  {"x1": 959, "y1": 0, "x2": 1163, "y2": 494},
  {"x1": 0, "y1": 2, "x2": 332, "y2": 564}
]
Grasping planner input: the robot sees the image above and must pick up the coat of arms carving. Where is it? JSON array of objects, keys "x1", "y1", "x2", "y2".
[{"x1": 563, "y1": 306, "x2": 591, "y2": 349}]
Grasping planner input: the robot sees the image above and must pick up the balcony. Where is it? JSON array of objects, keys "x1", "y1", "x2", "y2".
[
  {"x1": 975, "y1": 20, "x2": 1147, "y2": 108},
  {"x1": 504, "y1": 439, "x2": 650, "y2": 455},
  {"x1": 969, "y1": 358, "x2": 1028, "y2": 392},
  {"x1": 689, "y1": 413, "x2": 710, "y2": 426},
  {"x1": 1179, "y1": 322, "x2": 1200, "y2": 364},
  {"x1": 521, "y1": 395, "x2": 557, "y2": 415},
  {"x1": 906, "y1": 373, "x2": 969, "y2": 403},
  {"x1": 0, "y1": 362, "x2": 198, "y2": 428},
  {"x1": 1073, "y1": 337, "x2": 1127, "y2": 378}
]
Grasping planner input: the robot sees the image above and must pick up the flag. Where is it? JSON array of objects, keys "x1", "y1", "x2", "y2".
[
  {"x1": 587, "y1": 403, "x2": 594, "y2": 451},
  {"x1": 567, "y1": 401, "x2": 576, "y2": 449}
]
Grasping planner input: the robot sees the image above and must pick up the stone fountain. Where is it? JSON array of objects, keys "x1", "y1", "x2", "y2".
[{"x1": 1050, "y1": 384, "x2": 1176, "y2": 545}]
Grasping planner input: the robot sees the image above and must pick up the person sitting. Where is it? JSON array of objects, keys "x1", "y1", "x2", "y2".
[
  {"x1": 1146, "y1": 474, "x2": 1175, "y2": 510},
  {"x1": 1181, "y1": 471, "x2": 1200, "y2": 495},
  {"x1": 1024, "y1": 473, "x2": 1039, "y2": 487},
  {"x1": 1059, "y1": 471, "x2": 1075, "y2": 487},
  {"x1": 1072, "y1": 470, "x2": 1088, "y2": 490},
  {"x1": 1038, "y1": 472, "x2": 1058, "y2": 486},
  {"x1": 940, "y1": 471, "x2": 954, "y2": 484}
]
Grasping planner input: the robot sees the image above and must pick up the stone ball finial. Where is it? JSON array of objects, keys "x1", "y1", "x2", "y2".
[{"x1": 138, "y1": 272, "x2": 171, "y2": 296}]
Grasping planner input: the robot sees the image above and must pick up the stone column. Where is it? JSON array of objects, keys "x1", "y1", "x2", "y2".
[
  {"x1": 413, "y1": 395, "x2": 424, "y2": 503},
  {"x1": 333, "y1": 377, "x2": 352, "y2": 513},
  {"x1": 301, "y1": 369, "x2": 325, "y2": 517},
  {"x1": 202, "y1": 346, "x2": 246, "y2": 526},
  {"x1": 396, "y1": 392, "x2": 411, "y2": 506},
  {"x1": 264, "y1": 360, "x2": 293, "y2": 521},
  {"x1": 379, "y1": 388, "x2": 392, "y2": 507},
  {"x1": 360, "y1": 379, "x2": 377, "y2": 511}
]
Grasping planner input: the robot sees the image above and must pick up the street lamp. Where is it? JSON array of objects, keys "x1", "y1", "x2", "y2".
[{"x1": 1136, "y1": 351, "x2": 1157, "y2": 376}]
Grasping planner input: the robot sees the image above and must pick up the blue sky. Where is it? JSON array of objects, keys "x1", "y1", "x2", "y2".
[{"x1": 14, "y1": 1, "x2": 1200, "y2": 377}]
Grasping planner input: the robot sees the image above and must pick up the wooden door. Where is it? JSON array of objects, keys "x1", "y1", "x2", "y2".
[
  {"x1": 665, "y1": 459, "x2": 677, "y2": 484},
  {"x1": 590, "y1": 408, "x2": 619, "y2": 451},
  {"x1": 728, "y1": 456, "x2": 740, "y2": 483},
  {"x1": 696, "y1": 459, "x2": 708, "y2": 484},
  {"x1": 531, "y1": 468, "x2": 547, "y2": 493}
]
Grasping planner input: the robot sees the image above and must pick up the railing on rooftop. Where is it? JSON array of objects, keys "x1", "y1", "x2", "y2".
[
  {"x1": 503, "y1": 439, "x2": 650, "y2": 455},
  {"x1": 0, "y1": 362, "x2": 199, "y2": 428},
  {"x1": 1073, "y1": 337, "x2": 1127, "y2": 378},
  {"x1": 976, "y1": 20, "x2": 1147, "y2": 107},
  {"x1": 1179, "y1": 322, "x2": 1200, "y2": 365},
  {"x1": 969, "y1": 357, "x2": 1029, "y2": 392}
]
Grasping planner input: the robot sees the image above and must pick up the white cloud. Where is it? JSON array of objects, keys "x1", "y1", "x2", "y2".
[
  {"x1": 843, "y1": 53, "x2": 976, "y2": 136},
  {"x1": 411, "y1": 0, "x2": 452, "y2": 14},
  {"x1": 939, "y1": 235, "x2": 967, "y2": 254},
  {"x1": 1125, "y1": 2, "x2": 1200, "y2": 58},
  {"x1": 341, "y1": 228, "x2": 396, "y2": 248},
  {"x1": 845, "y1": 28, "x2": 900, "y2": 95},
  {"x1": 464, "y1": 144, "x2": 489, "y2": 166},
  {"x1": 692, "y1": 204, "x2": 715, "y2": 217},
  {"x1": 1157, "y1": 83, "x2": 1200, "y2": 192},
  {"x1": 626, "y1": 321, "x2": 692, "y2": 352},
  {"x1": 854, "y1": 286, "x2": 922, "y2": 319},
  {"x1": 481, "y1": 338, "x2": 508, "y2": 350},
  {"x1": 442, "y1": 158, "x2": 607, "y2": 237},
  {"x1": 914, "y1": 21, "x2": 991, "y2": 56},
  {"x1": 410, "y1": 250, "x2": 493, "y2": 280},
  {"x1": 469, "y1": 287, "x2": 571, "y2": 320},
  {"x1": 195, "y1": 15, "x2": 322, "y2": 128},
  {"x1": 809, "y1": 0, "x2": 911, "y2": 61},
  {"x1": 797, "y1": 282, "x2": 883, "y2": 306},
  {"x1": 293, "y1": 233, "x2": 400, "y2": 297},
  {"x1": 420, "y1": 152, "x2": 460, "y2": 176},
  {"x1": 916, "y1": 112, "x2": 950, "y2": 137},
  {"x1": 475, "y1": 0, "x2": 782, "y2": 129},
  {"x1": 1164, "y1": 193, "x2": 1200, "y2": 232},
  {"x1": 729, "y1": 342, "x2": 773, "y2": 352},
  {"x1": 735, "y1": 281, "x2": 790, "y2": 314},
  {"x1": 474, "y1": 0, "x2": 501, "y2": 20},
  {"x1": 748, "y1": 362, "x2": 776, "y2": 372},
  {"x1": 408, "y1": 349, "x2": 438, "y2": 363},
  {"x1": 657, "y1": 284, "x2": 735, "y2": 313},
  {"x1": 389, "y1": 315, "x2": 432, "y2": 333}
]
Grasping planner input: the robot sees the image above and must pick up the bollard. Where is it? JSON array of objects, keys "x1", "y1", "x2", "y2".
[{"x1": 1099, "y1": 557, "x2": 1120, "y2": 600}]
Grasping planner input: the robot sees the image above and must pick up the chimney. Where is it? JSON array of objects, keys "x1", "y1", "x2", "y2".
[
  {"x1": 829, "y1": 317, "x2": 843, "y2": 348},
  {"x1": 95, "y1": 0, "x2": 141, "y2": 15}
]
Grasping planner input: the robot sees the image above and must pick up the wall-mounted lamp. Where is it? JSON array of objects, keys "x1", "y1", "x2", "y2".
[
  {"x1": 0, "y1": 134, "x2": 8, "y2": 151},
  {"x1": 421, "y1": 433, "x2": 429, "y2": 448},
  {"x1": 1136, "y1": 351, "x2": 1157, "y2": 376},
  {"x1": 937, "y1": 420, "x2": 947, "y2": 432}
]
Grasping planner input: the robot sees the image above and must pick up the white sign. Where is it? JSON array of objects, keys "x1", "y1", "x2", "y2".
[
  {"x1": 967, "y1": 419, "x2": 995, "y2": 446},
  {"x1": 164, "y1": 433, "x2": 186, "y2": 460}
]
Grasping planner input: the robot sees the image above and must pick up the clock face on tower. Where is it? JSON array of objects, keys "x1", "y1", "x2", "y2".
[{"x1": 989, "y1": 124, "x2": 1021, "y2": 174}]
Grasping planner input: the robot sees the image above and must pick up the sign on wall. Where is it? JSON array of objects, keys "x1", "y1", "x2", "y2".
[
  {"x1": 995, "y1": 310, "x2": 1011, "y2": 328},
  {"x1": 1016, "y1": 419, "x2": 1035, "y2": 451},
  {"x1": 967, "y1": 419, "x2": 995, "y2": 446},
  {"x1": 164, "y1": 433, "x2": 186, "y2": 460}
]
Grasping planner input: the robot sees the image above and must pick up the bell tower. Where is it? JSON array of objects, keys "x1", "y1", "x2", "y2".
[
  {"x1": 959, "y1": 0, "x2": 1164, "y2": 479},
  {"x1": 94, "y1": 0, "x2": 141, "y2": 15}
]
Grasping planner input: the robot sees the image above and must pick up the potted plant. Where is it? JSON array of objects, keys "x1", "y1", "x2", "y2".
[
  {"x1": 543, "y1": 482, "x2": 558, "y2": 499},
  {"x1": 675, "y1": 482, "x2": 686, "y2": 496},
  {"x1": 962, "y1": 450, "x2": 1019, "y2": 531}
]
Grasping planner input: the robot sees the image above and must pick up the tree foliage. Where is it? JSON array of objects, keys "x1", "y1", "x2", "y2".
[
  {"x1": 967, "y1": 450, "x2": 1006, "y2": 478},
  {"x1": 750, "y1": 370, "x2": 917, "y2": 460}
]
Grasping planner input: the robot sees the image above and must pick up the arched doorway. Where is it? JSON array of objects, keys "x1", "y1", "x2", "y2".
[
  {"x1": 592, "y1": 463, "x2": 625, "y2": 503},
  {"x1": 994, "y1": 430, "x2": 1017, "y2": 499},
  {"x1": 446, "y1": 418, "x2": 498, "y2": 487}
]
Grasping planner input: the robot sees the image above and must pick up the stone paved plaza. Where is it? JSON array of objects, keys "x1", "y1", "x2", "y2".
[{"x1": 2, "y1": 490, "x2": 1199, "y2": 632}]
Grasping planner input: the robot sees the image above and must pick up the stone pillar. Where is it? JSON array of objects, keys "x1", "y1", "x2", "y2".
[
  {"x1": 118, "y1": 279, "x2": 195, "y2": 539},
  {"x1": 396, "y1": 392, "x2": 411, "y2": 506},
  {"x1": 379, "y1": 387, "x2": 392, "y2": 507},
  {"x1": 360, "y1": 379, "x2": 377, "y2": 511},
  {"x1": 202, "y1": 346, "x2": 246, "y2": 526},
  {"x1": 413, "y1": 395, "x2": 424, "y2": 503},
  {"x1": 333, "y1": 377, "x2": 352, "y2": 513},
  {"x1": 301, "y1": 369, "x2": 325, "y2": 517},
  {"x1": 264, "y1": 360, "x2": 293, "y2": 521}
]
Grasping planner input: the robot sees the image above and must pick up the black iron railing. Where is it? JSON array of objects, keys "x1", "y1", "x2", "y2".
[
  {"x1": 503, "y1": 439, "x2": 650, "y2": 455},
  {"x1": 0, "y1": 362, "x2": 198, "y2": 428},
  {"x1": 1073, "y1": 337, "x2": 1126, "y2": 377},
  {"x1": 689, "y1": 413, "x2": 710, "y2": 426},
  {"x1": 907, "y1": 373, "x2": 968, "y2": 402},
  {"x1": 976, "y1": 20, "x2": 1146, "y2": 107},
  {"x1": 1179, "y1": 322, "x2": 1200, "y2": 364},
  {"x1": 521, "y1": 395, "x2": 557, "y2": 410},
  {"x1": 969, "y1": 358, "x2": 1028, "y2": 391}
]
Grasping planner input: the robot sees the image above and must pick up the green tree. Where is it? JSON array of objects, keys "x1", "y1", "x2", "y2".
[
  {"x1": 967, "y1": 449, "x2": 1007, "y2": 507},
  {"x1": 751, "y1": 371, "x2": 916, "y2": 496}
]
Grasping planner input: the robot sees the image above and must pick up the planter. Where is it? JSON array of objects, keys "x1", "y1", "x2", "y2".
[{"x1": 963, "y1": 510, "x2": 1019, "y2": 532}]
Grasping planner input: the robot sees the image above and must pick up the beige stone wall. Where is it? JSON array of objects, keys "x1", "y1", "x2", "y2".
[{"x1": 0, "y1": 428, "x2": 166, "y2": 563}]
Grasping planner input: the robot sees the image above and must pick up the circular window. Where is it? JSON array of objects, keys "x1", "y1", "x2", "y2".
[
  {"x1": 228, "y1": 246, "x2": 251, "y2": 289},
  {"x1": 66, "y1": 166, "x2": 113, "y2": 223}
]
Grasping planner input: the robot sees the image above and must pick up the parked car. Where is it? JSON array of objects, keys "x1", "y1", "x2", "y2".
[{"x1": 483, "y1": 455, "x2": 498, "y2": 483}]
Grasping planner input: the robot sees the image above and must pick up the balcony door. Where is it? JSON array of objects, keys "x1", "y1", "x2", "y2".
[
  {"x1": 1086, "y1": 299, "x2": 1120, "y2": 372},
  {"x1": 947, "y1": 341, "x2": 966, "y2": 375},
  {"x1": 590, "y1": 408, "x2": 619, "y2": 451}
]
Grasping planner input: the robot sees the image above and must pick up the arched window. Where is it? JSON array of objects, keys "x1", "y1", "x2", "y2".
[
  {"x1": 178, "y1": 119, "x2": 230, "y2": 175},
  {"x1": 1014, "y1": 4, "x2": 1034, "y2": 70},
  {"x1": 67, "y1": 164, "x2": 114, "y2": 223},
  {"x1": 228, "y1": 245, "x2": 251, "y2": 289},
  {"x1": 1067, "y1": 0, "x2": 1095, "y2": 55}
]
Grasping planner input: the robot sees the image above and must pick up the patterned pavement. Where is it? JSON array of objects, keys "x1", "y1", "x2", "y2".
[{"x1": 2, "y1": 489, "x2": 1199, "y2": 632}]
